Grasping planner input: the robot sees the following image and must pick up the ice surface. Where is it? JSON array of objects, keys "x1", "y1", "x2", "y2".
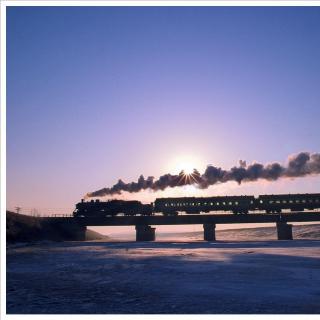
[{"x1": 6, "y1": 225, "x2": 320, "y2": 314}]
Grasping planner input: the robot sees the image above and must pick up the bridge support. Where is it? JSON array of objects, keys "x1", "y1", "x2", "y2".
[
  {"x1": 135, "y1": 225, "x2": 156, "y2": 241},
  {"x1": 203, "y1": 223, "x2": 216, "y2": 241},
  {"x1": 276, "y1": 222, "x2": 293, "y2": 240}
]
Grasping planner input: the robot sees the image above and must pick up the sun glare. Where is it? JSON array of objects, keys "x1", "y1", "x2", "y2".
[
  {"x1": 180, "y1": 163, "x2": 195, "y2": 175},
  {"x1": 172, "y1": 157, "x2": 201, "y2": 175}
]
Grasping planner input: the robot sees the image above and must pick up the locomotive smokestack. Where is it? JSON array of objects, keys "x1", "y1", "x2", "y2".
[{"x1": 86, "y1": 152, "x2": 320, "y2": 197}]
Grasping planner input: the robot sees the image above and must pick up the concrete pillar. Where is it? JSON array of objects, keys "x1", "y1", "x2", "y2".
[
  {"x1": 203, "y1": 223, "x2": 216, "y2": 241},
  {"x1": 276, "y1": 222, "x2": 293, "y2": 240},
  {"x1": 135, "y1": 225, "x2": 156, "y2": 241}
]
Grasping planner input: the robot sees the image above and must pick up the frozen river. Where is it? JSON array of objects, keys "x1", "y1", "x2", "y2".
[{"x1": 6, "y1": 236, "x2": 320, "y2": 314}]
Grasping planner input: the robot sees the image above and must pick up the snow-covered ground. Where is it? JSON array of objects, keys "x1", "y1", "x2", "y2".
[{"x1": 6, "y1": 226, "x2": 320, "y2": 314}]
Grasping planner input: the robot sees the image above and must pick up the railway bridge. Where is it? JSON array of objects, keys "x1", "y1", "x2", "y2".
[{"x1": 62, "y1": 211, "x2": 320, "y2": 241}]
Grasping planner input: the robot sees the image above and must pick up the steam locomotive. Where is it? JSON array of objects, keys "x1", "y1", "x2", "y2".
[{"x1": 73, "y1": 193, "x2": 320, "y2": 217}]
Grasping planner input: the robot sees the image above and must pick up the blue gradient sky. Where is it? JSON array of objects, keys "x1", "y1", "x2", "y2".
[{"x1": 7, "y1": 6, "x2": 320, "y2": 216}]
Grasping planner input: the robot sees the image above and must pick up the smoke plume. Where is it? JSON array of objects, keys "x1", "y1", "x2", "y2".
[{"x1": 86, "y1": 152, "x2": 320, "y2": 197}]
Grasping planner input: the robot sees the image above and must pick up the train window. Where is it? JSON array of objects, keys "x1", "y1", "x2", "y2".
[
  {"x1": 250, "y1": 200, "x2": 253, "y2": 204},
  {"x1": 269, "y1": 201, "x2": 274, "y2": 204},
  {"x1": 165, "y1": 204, "x2": 168, "y2": 207},
  {"x1": 235, "y1": 201, "x2": 239, "y2": 205},
  {"x1": 216, "y1": 202, "x2": 219, "y2": 205},
  {"x1": 222, "y1": 202, "x2": 226, "y2": 205},
  {"x1": 296, "y1": 200, "x2": 300, "y2": 203},
  {"x1": 198, "y1": 203, "x2": 201, "y2": 206},
  {"x1": 289, "y1": 200, "x2": 293, "y2": 203},
  {"x1": 229, "y1": 202, "x2": 232, "y2": 205},
  {"x1": 260, "y1": 200, "x2": 263, "y2": 204},
  {"x1": 276, "y1": 200, "x2": 280, "y2": 204},
  {"x1": 282, "y1": 200, "x2": 287, "y2": 204},
  {"x1": 204, "y1": 202, "x2": 207, "y2": 205},
  {"x1": 210, "y1": 202, "x2": 213, "y2": 205},
  {"x1": 302, "y1": 200, "x2": 306, "y2": 203}
]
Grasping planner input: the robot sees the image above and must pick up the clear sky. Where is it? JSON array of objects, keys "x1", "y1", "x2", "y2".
[{"x1": 7, "y1": 6, "x2": 320, "y2": 219}]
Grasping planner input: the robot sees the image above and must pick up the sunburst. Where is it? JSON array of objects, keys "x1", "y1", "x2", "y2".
[{"x1": 170, "y1": 156, "x2": 203, "y2": 186}]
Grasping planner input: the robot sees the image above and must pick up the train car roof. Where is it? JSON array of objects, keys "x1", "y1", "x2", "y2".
[
  {"x1": 258, "y1": 193, "x2": 320, "y2": 197},
  {"x1": 155, "y1": 195, "x2": 255, "y2": 201}
]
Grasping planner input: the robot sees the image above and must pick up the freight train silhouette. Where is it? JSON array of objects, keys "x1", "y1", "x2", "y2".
[{"x1": 73, "y1": 193, "x2": 320, "y2": 217}]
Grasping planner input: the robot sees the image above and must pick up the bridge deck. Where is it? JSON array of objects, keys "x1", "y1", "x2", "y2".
[{"x1": 67, "y1": 211, "x2": 320, "y2": 226}]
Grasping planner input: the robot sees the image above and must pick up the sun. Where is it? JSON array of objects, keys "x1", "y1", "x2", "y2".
[
  {"x1": 170, "y1": 156, "x2": 201, "y2": 175},
  {"x1": 179, "y1": 163, "x2": 195, "y2": 175}
]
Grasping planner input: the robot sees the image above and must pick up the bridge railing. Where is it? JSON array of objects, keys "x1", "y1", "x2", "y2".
[
  {"x1": 47, "y1": 214, "x2": 74, "y2": 218},
  {"x1": 7, "y1": 207, "x2": 74, "y2": 218}
]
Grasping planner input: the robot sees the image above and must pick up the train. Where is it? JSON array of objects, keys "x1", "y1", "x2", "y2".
[{"x1": 73, "y1": 193, "x2": 320, "y2": 217}]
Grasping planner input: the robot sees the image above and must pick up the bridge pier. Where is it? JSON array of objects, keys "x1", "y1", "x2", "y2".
[
  {"x1": 203, "y1": 223, "x2": 216, "y2": 241},
  {"x1": 276, "y1": 222, "x2": 293, "y2": 240},
  {"x1": 135, "y1": 225, "x2": 156, "y2": 241}
]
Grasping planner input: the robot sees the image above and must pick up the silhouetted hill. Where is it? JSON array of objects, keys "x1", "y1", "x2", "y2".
[{"x1": 6, "y1": 211, "x2": 110, "y2": 243}]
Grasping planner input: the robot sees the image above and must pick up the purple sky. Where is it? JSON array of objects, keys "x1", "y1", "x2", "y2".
[{"x1": 7, "y1": 6, "x2": 320, "y2": 217}]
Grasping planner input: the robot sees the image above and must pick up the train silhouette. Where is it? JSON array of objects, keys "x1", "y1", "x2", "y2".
[{"x1": 73, "y1": 193, "x2": 320, "y2": 217}]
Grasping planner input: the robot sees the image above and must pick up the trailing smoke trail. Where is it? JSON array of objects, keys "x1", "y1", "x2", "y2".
[{"x1": 86, "y1": 152, "x2": 320, "y2": 198}]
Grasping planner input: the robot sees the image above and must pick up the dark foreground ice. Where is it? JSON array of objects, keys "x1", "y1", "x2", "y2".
[{"x1": 7, "y1": 239, "x2": 320, "y2": 314}]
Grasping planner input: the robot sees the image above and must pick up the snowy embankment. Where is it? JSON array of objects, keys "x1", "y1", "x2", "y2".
[
  {"x1": 6, "y1": 224, "x2": 320, "y2": 314},
  {"x1": 158, "y1": 223, "x2": 320, "y2": 241}
]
